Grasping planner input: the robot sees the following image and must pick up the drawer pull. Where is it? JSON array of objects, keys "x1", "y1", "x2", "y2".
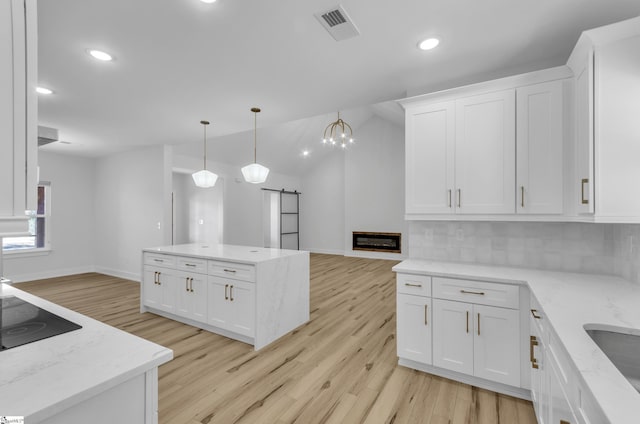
[
  {"x1": 153, "y1": 259, "x2": 163, "y2": 263},
  {"x1": 530, "y1": 335, "x2": 539, "y2": 369},
  {"x1": 405, "y1": 283, "x2": 422, "y2": 288},
  {"x1": 225, "y1": 284, "x2": 229, "y2": 300},
  {"x1": 223, "y1": 269, "x2": 237, "y2": 273},
  {"x1": 185, "y1": 263, "x2": 196, "y2": 267},
  {"x1": 560, "y1": 421, "x2": 570, "y2": 424},
  {"x1": 531, "y1": 309, "x2": 541, "y2": 319},
  {"x1": 460, "y1": 289, "x2": 485, "y2": 296}
]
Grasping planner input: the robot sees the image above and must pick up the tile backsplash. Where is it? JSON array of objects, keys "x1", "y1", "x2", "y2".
[{"x1": 409, "y1": 221, "x2": 640, "y2": 283}]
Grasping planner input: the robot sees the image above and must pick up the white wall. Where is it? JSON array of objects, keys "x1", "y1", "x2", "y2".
[
  {"x1": 300, "y1": 114, "x2": 406, "y2": 259},
  {"x1": 300, "y1": 150, "x2": 345, "y2": 254},
  {"x1": 93, "y1": 145, "x2": 169, "y2": 280},
  {"x1": 344, "y1": 115, "x2": 407, "y2": 259},
  {"x1": 3, "y1": 151, "x2": 96, "y2": 282},
  {"x1": 173, "y1": 154, "x2": 301, "y2": 248}
]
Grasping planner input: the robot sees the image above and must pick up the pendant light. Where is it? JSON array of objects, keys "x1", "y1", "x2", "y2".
[
  {"x1": 241, "y1": 107, "x2": 270, "y2": 184},
  {"x1": 322, "y1": 111, "x2": 354, "y2": 149},
  {"x1": 192, "y1": 120, "x2": 218, "y2": 188}
]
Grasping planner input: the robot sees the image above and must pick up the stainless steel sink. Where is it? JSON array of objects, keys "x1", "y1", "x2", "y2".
[{"x1": 586, "y1": 328, "x2": 640, "y2": 393}]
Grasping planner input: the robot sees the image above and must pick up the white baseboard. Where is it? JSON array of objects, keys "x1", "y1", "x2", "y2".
[
  {"x1": 345, "y1": 250, "x2": 406, "y2": 261},
  {"x1": 94, "y1": 267, "x2": 140, "y2": 283},
  {"x1": 6, "y1": 266, "x2": 96, "y2": 283},
  {"x1": 302, "y1": 247, "x2": 345, "y2": 256}
]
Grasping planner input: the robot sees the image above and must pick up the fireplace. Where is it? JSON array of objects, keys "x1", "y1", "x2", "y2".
[{"x1": 352, "y1": 232, "x2": 401, "y2": 253}]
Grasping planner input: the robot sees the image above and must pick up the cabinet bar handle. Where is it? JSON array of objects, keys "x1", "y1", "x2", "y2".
[
  {"x1": 581, "y1": 178, "x2": 589, "y2": 205},
  {"x1": 153, "y1": 271, "x2": 157, "y2": 285},
  {"x1": 530, "y1": 335, "x2": 539, "y2": 369},
  {"x1": 230, "y1": 285, "x2": 234, "y2": 302},
  {"x1": 521, "y1": 186, "x2": 525, "y2": 208},
  {"x1": 185, "y1": 277, "x2": 189, "y2": 292},
  {"x1": 157, "y1": 272, "x2": 161, "y2": 285},
  {"x1": 185, "y1": 263, "x2": 196, "y2": 267},
  {"x1": 448, "y1": 189, "x2": 452, "y2": 208},
  {"x1": 477, "y1": 313, "x2": 480, "y2": 336},
  {"x1": 466, "y1": 311, "x2": 469, "y2": 333},
  {"x1": 225, "y1": 284, "x2": 229, "y2": 300},
  {"x1": 457, "y1": 189, "x2": 461, "y2": 208},
  {"x1": 223, "y1": 269, "x2": 237, "y2": 273},
  {"x1": 531, "y1": 309, "x2": 541, "y2": 319},
  {"x1": 560, "y1": 421, "x2": 570, "y2": 424},
  {"x1": 190, "y1": 278, "x2": 194, "y2": 293},
  {"x1": 424, "y1": 305, "x2": 428, "y2": 326},
  {"x1": 460, "y1": 289, "x2": 485, "y2": 296},
  {"x1": 153, "y1": 259, "x2": 163, "y2": 263},
  {"x1": 405, "y1": 283, "x2": 422, "y2": 288}
]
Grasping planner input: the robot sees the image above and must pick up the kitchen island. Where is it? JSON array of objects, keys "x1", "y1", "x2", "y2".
[
  {"x1": 141, "y1": 244, "x2": 310, "y2": 350},
  {"x1": 0, "y1": 283, "x2": 173, "y2": 424}
]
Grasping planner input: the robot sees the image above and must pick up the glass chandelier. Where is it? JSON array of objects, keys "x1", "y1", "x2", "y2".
[
  {"x1": 192, "y1": 120, "x2": 218, "y2": 188},
  {"x1": 322, "y1": 111, "x2": 354, "y2": 148},
  {"x1": 241, "y1": 107, "x2": 270, "y2": 184}
]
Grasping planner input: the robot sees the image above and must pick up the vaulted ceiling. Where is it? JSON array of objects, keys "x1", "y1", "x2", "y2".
[{"x1": 37, "y1": 0, "x2": 640, "y2": 174}]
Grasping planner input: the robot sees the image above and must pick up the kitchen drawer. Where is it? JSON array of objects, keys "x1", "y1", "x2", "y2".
[
  {"x1": 176, "y1": 256, "x2": 207, "y2": 274},
  {"x1": 432, "y1": 277, "x2": 519, "y2": 309},
  {"x1": 208, "y1": 260, "x2": 255, "y2": 282},
  {"x1": 144, "y1": 253, "x2": 176, "y2": 268},
  {"x1": 396, "y1": 273, "x2": 431, "y2": 297}
]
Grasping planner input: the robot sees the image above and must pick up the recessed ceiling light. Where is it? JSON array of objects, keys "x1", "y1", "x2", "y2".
[
  {"x1": 87, "y1": 49, "x2": 114, "y2": 61},
  {"x1": 36, "y1": 86, "x2": 53, "y2": 95},
  {"x1": 200, "y1": 0, "x2": 217, "y2": 3},
  {"x1": 418, "y1": 37, "x2": 440, "y2": 51},
  {"x1": 302, "y1": 150, "x2": 310, "y2": 157}
]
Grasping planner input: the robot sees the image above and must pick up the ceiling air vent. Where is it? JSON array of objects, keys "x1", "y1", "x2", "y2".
[
  {"x1": 38, "y1": 125, "x2": 59, "y2": 147},
  {"x1": 314, "y1": 5, "x2": 360, "y2": 42}
]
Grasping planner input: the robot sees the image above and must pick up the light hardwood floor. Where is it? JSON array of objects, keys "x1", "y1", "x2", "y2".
[{"x1": 16, "y1": 254, "x2": 538, "y2": 424}]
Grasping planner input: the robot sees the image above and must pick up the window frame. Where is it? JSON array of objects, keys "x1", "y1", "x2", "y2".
[{"x1": 2, "y1": 181, "x2": 52, "y2": 256}]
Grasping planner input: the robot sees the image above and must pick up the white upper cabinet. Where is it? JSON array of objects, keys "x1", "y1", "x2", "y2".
[
  {"x1": 516, "y1": 80, "x2": 565, "y2": 214},
  {"x1": 455, "y1": 90, "x2": 515, "y2": 214},
  {"x1": 405, "y1": 101, "x2": 455, "y2": 214},
  {"x1": 567, "y1": 16, "x2": 640, "y2": 221},
  {"x1": 0, "y1": 0, "x2": 37, "y2": 236}
]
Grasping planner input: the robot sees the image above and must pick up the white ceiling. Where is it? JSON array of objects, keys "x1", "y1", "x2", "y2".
[{"x1": 37, "y1": 0, "x2": 640, "y2": 174}]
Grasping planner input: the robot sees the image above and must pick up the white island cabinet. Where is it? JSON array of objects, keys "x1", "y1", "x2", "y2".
[
  {"x1": 141, "y1": 244, "x2": 310, "y2": 350},
  {"x1": 0, "y1": 283, "x2": 173, "y2": 424}
]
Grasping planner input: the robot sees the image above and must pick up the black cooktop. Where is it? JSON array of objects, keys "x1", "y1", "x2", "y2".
[{"x1": 0, "y1": 296, "x2": 82, "y2": 351}]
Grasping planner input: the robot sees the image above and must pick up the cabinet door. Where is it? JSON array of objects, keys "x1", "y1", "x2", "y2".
[
  {"x1": 157, "y1": 269, "x2": 177, "y2": 314},
  {"x1": 174, "y1": 271, "x2": 207, "y2": 322},
  {"x1": 228, "y1": 281, "x2": 255, "y2": 338},
  {"x1": 575, "y1": 49, "x2": 595, "y2": 214},
  {"x1": 432, "y1": 299, "x2": 473, "y2": 375},
  {"x1": 455, "y1": 90, "x2": 516, "y2": 214},
  {"x1": 208, "y1": 277, "x2": 231, "y2": 329},
  {"x1": 405, "y1": 101, "x2": 456, "y2": 214},
  {"x1": 530, "y1": 324, "x2": 548, "y2": 424},
  {"x1": 142, "y1": 267, "x2": 163, "y2": 310},
  {"x1": 548, "y1": 357, "x2": 578, "y2": 424},
  {"x1": 396, "y1": 294, "x2": 432, "y2": 364},
  {"x1": 516, "y1": 81, "x2": 564, "y2": 214},
  {"x1": 473, "y1": 304, "x2": 520, "y2": 386}
]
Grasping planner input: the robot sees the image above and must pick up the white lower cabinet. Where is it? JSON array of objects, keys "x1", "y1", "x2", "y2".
[
  {"x1": 432, "y1": 299, "x2": 520, "y2": 387},
  {"x1": 142, "y1": 265, "x2": 177, "y2": 314},
  {"x1": 207, "y1": 276, "x2": 255, "y2": 338},
  {"x1": 174, "y1": 270, "x2": 207, "y2": 322},
  {"x1": 396, "y1": 293, "x2": 432, "y2": 364}
]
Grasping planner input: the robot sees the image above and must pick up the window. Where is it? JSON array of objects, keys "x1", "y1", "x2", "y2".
[{"x1": 2, "y1": 182, "x2": 51, "y2": 253}]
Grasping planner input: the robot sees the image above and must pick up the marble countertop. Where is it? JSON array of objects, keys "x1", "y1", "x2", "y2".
[
  {"x1": 0, "y1": 283, "x2": 173, "y2": 422},
  {"x1": 393, "y1": 259, "x2": 640, "y2": 424},
  {"x1": 144, "y1": 243, "x2": 308, "y2": 265}
]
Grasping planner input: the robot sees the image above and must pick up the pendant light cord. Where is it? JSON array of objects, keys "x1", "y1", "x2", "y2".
[{"x1": 254, "y1": 110, "x2": 257, "y2": 164}]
